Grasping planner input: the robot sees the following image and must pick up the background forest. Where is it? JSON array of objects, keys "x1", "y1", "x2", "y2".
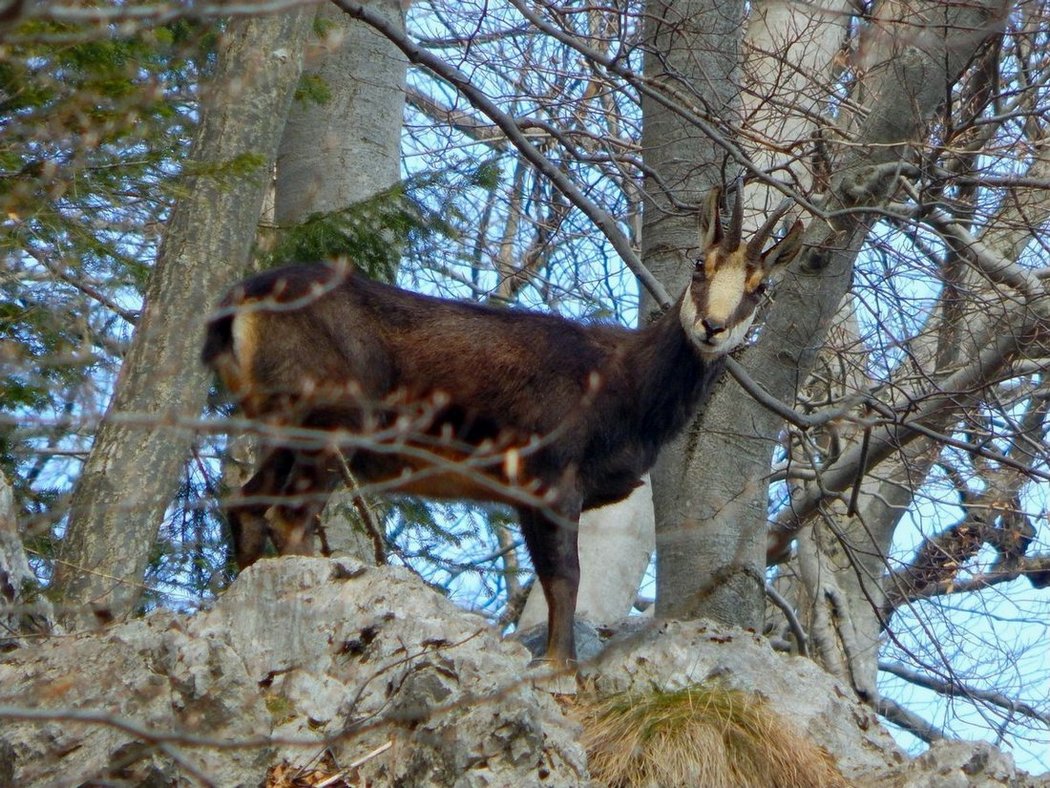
[{"x1": 2, "y1": 0, "x2": 1049, "y2": 773}]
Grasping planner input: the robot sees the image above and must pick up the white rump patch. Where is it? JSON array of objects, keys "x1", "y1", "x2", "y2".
[{"x1": 231, "y1": 311, "x2": 258, "y2": 373}]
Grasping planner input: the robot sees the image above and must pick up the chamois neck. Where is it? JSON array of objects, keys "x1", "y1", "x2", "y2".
[{"x1": 629, "y1": 297, "x2": 726, "y2": 446}]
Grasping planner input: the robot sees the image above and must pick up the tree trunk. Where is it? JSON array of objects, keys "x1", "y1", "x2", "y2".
[
  {"x1": 651, "y1": 0, "x2": 850, "y2": 626},
  {"x1": 53, "y1": 10, "x2": 313, "y2": 628},
  {"x1": 275, "y1": 1, "x2": 407, "y2": 224},
  {"x1": 638, "y1": 0, "x2": 749, "y2": 623},
  {"x1": 651, "y1": 0, "x2": 1007, "y2": 631},
  {"x1": 272, "y1": 0, "x2": 408, "y2": 562},
  {"x1": 0, "y1": 471, "x2": 55, "y2": 644}
]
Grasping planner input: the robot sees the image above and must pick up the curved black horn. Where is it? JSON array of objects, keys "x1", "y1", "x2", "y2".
[
  {"x1": 725, "y1": 184, "x2": 743, "y2": 251},
  {"x1": 700, "y1": 187, "x2": 722, "y2": 249},
  {"x1": 745, "y1": 197, "x2": 793, "y2": 263}
]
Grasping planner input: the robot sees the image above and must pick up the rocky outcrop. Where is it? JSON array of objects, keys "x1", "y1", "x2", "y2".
[
  {"x1": 0, "y1": 557, "x2": 1046, "y2": 786},
  {"x1": 0, "y1": 557, "x2": 585, "y2": 786}
]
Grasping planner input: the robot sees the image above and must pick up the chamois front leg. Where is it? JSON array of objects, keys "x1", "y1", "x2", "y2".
[
  {"x1": 519, "y1": 500, "x2": 581, "y2": 667},
  {"x1": 268, "y1": 447, "x2": 345, "y2": 557},
  {"x1": 227, "y1": 447, "x2": 295, "y2": 569}
]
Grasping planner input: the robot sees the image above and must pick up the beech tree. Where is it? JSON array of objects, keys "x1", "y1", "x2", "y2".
[
  {"x1": 263, "y1": 0, "x2": 410, "y2": 562},
  {"x1": 48, "y1": 9, "x2": 315, "y2": 627},
  {"x1": 3, "y1": 0, "x2": 1048, "y2": 768}
]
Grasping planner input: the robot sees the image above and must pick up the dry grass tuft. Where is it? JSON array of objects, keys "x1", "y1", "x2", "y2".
[{"x1": 580, "y1": 684, "x2": 850, "y2": 788}]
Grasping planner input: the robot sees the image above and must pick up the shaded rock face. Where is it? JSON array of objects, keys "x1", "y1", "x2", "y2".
[{"x1": 0, "y1": 557, "x2": 585, "y2": 786}]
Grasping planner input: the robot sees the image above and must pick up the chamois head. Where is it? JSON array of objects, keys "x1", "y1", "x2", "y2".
[{"x1": 681, "y1": 187, "x2": 804, "y2": 356}]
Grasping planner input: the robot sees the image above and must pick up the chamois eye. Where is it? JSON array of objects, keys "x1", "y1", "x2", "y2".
[{"x1": 754, "y1": 281, "x2": 768, "y2": 296}]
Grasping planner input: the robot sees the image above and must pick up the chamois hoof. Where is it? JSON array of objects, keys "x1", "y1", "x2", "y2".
[
  {"x1": 515, "y1": 618, "x2": 602, "y2": 662},
  {"x1": 526, "y1": 658, "x2": 579, "y2": 695},
  {"x1": 527, "y1": 655, "x2": 579, "y2": 671}
]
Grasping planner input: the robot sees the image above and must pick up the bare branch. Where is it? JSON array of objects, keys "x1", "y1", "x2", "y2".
[
  {"x1": 879, "y1": 661, "x2": 1050, "y2": 728},
  {"x1": 765, "y1": 583, "x2": 809, "y2": 656},
  {"x1": 876, "y1": 696, "x2": 945, "y2": 744},
  {"x1": 892, "y1": 194, "x2": 1047, "y2": 300},
  {"x1": 332, "y1": 0, "x2": 673, "y2": 307},
  {"x1": 726, "y1": 357, "x2": 854, "y2": 429},
  {"x1": 767, "y1": 299, "x2": 1045, "y2": 562}
]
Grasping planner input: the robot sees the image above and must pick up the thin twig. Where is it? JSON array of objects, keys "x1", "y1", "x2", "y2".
[
  {"x1": 331, "y1": 0, "x2": 672, "y2": 308},
  {"x1": 876, "y1": 696, "x2": 945, "y2": 744},
  {"x1": 879, "y1": 660, "x2": 1050, "y2": 727},
  {"x1": 334, "y1": 451, "x2": 387, "y2": 565}
]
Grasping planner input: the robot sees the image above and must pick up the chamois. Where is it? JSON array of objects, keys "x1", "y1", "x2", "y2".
[{"x1": 202, "y1": 187, "x2": 804, "y2": 666}]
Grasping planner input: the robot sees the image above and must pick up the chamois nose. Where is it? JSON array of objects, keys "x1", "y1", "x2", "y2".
[{"x1": 702, "y1": 318, "x2": 725, "y2": 337}]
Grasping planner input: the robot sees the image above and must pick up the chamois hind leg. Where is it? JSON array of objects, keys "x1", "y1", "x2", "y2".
[
  {"x1": 227, "y1": 447, "x2": 295, "y2": 569},
  {"x1": 518, "y1": 500, "x2": 582, "y2": 667},
  {"x1": 268, "y1": 447, "x2": 345, "y2": 557}
]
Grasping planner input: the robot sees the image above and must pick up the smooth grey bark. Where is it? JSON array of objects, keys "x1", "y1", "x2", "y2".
[
  {"x1": 273, "y1": 0, "x2": 408, "y2": 561},
  {"x1": 53, "y1": 10, "x2": 314, "y2": 628},
  {"x1": 651, "y1": 0, "x2": 1009, "y2": 628},
  {"x1": 275, "y1": 1, "x2": 407, "y2": 224},
  {"x1": 638, "y1": 0, "x2": 749, "y2": 622}
]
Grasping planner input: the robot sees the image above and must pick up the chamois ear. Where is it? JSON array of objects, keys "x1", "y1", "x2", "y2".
[
  {"x1": 760, "y1": 219, "x2": 805, "y2": 276},
  {"x1": 698, "y1": 187, "x2": 723, "y2": 250}
]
